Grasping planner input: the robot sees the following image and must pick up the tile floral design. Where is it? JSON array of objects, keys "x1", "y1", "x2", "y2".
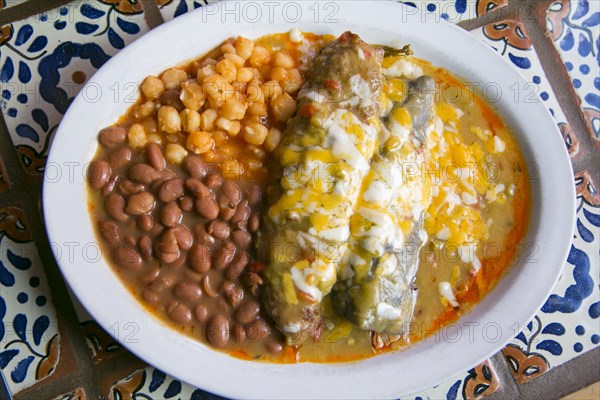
[
  {"x1": 0, "y1": 0, "x2": 150, "y2": 174},
  {"x1": 0, "y1": 207, "x2": 60, "y2": 394},
  {"x1": 399, "y1": 0, "x2": 497, "y2": 24},
  {"x1": 405, "y1": 360, "x2": 500, "y2": 400},
  {"x1": 543, "y1": 0, "x2": 600, "y2": 143},
  {"x1": 109, "y1": 367, "x2": 221, "y2": 400},
  {"x1": 157, "y1": 0, "x2": 212, "y2": 22},
  {"x1": 52, "y1": 387, "x2": 87, "y2": 400}
]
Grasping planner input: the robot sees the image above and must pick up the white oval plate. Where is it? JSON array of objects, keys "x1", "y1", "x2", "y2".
[{"x1": 43, "y1": 1, "x2": 575, "y2": 398}]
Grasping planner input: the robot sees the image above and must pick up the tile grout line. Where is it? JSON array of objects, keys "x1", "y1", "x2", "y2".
[
  {"x1": 141, "y1": 0, "x2": 165, "y2": 29},
  {"x1": 518, "y1": 1, "x2": 600, "y2": 185}
]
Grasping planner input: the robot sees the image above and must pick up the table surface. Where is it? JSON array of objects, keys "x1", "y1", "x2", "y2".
[{"x1": 0, "y1": 0, "x2": 598, "y2": 399}]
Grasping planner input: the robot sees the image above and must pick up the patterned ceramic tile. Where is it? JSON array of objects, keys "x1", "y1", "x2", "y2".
[
  {"x1": 156, "y1": 0, "x2": 213, "y2": 22},
  {"x1": 0, "y1": 0, "x2": 151, "y2": 175},
  {"x1": 107, "y1": 358, "x2": 500, "y2": 400},
  {"x1": 543, "y1": 0, "x2": 600, "y2": 143},
  {"x1": 399, "y1": 0, "x2": 505, "y2": 24},
  {"x1": 405, "y1": 360, "x2": 500, "y2": 400},
  {"x1": 0, "y1": 206, "x2": 60, "y2": 394},
  {"x1": 468, "y1": 14, "x2": 600, "y2": 385},
  {"x1": 69, "y1": 291, "x2": 123, "y2": 364},
  {"x1": 52, "y1": 387, "x2": 87, "y2": 400},
  {"x1": 2, "y1": 0, "x2": 29, "y2": 11}
]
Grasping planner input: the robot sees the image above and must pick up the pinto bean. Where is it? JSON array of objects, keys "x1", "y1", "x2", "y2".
[
  {"x1": 246, "y1": 319, "x2": 271, "y2": 341},
  {"x1": 158, "y1": 169, "x2": 177, "y2": 182},
  {"x1": 139, "y1": 266, "x2": 160, "y2": 284},
  {"x1": 159, "y1": 178, "x2": 185, "y2": 202},
  {"x1": 179, "y1": 195, "x2": 194, "y2": 212},
  {"x1": 183, "y1": 154, "x2": 207, "y2": 179},
  {"x1": 223, "y1": 283, "x2": 244, "y2": 307},
  {"x1": 207, "y1": 220, "x2": 230, "y2": 240},
  {"x1": 126, "y1": 191, "x2": 155, "y2": 215},
  {"x1": 101, "y1": 174, "x2": 118, "y2": 196},
  {"x1": 235, "y1": 300, "x2": 260, "y2": 324},
  {"x1": 189, "y1": 243, "x2": 211, "y2": 273},
  {"x1": 185, "y1": 178, "x2": 211, "y2": 198},
  {"x1": 168, "y1": 302, "x2": 192, "y2": 324},
  {"x1": 213, "y1": 241, "x2": 236, "y2": 270},
  {"x1": 194, "y1": 224, "x2": 215, "y2": 246},
  {"x1": 232, "y1": 324, "x2": 246, "y2": 342},
  {"x1": 147, "y1": 142, "x2": 166, "y2": 170},
  {"x1": 245, "y1": 183, "x2": 261, "y2": 207},
  {"x1": 128, "y1": 163, "x2": 160, "y2": 184},
  {"x1": 108, "y1": 146, "x2": 132, "y2": 169},
  {"x1": 138, "y1": 235, "x2": 153, "y2": 259},
  {"x1": 174, "y1": 282, "x2": 202, "y2": 301},
  {"x1": 98, "y1": 220, "x2": 120, "y2": 247},
  {"x1": 161, "y1": 202, "x2": 182, "y2": 227},
  {"x1": 172, "y1": 224, "x2": 193, "y2": 250},
  {"x1": 142, "y1": 288, "x2": 159, "y2": 304},
  {"x1": 99, "y1": 126, "x2": 127, "y2": 148},
  {"x1": 248, "y1": 212, "x2": 260, "y2": 232},
  {"x1": 156, "y1": 229, "x2": 179, "y2": 264},
  {"x1": 207, "y1": 315, "x2": 229, "y2": 348},
  {"x1": 87, "y1": 160, "x2": 111, "y2": 189},
  {"x1": 231, "y1": 203, "x2": 250, "y2": 229},
  {"x1": 137, "y1": 214, "x2": 155, "y2": 231},
  {"x1": 114, "y1": 246, "x2": 142, "y2": 270},
  {"x1": 105, "y1": 193, "x2": 129, "y2": 222},
  {"x1": 220, "y1": 180, "x2": 242, "y2": 208},
  {"x1": 265, "y1": 336, "x2": 284, "y2": 354},
  {"x1": 226, "y1": 251, "x2": 249, "y2": 280},
  {"x1": 118, "y1": 179, "x2": 145, "y2": 195},
  {"x1": 231, "y1": 230, "x2": 251, "y2": 249},
  {"x1": 194, "y1": 304, "x2": 208, "y2": 322},
  {"x1": 219, "y1": 206, "x2": 235, "y2": 221},
  {"x1": 204, "y1": 173, "x2": 222, "y2": 190},
  {"x1": 161, "y1": 89, "x2": 185, "y2": 112},
  {"x1": 195, "y1": 196, "x2": 219, "y2": 220}
]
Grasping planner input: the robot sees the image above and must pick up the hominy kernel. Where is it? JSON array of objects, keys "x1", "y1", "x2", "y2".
[
  {"x1": 264, "y1": 127, "x2": 282, "y2": 152},
  {"x1": 165, "y1": 143, "x2": 188, "y2": 164},
  {"x1": 158, "y1": 105, "x2": 182, "y2": 134},
  {"x1": 161, "y1": 67, "x2": 188, "y2": 90},
  {"x1": 271, "y1": 92, "x2": 297, "y2": 122},
  {"x1": 180, "y1": 109, "x2": 201, "y2": 132},
  {"x1": 261, "y1": 81, "x2": 283, "y2": 101},
  {"x1": 221, "y1": 100, "x2": 247, "y2": 120},
  {"x1": 197, "y1": 65, "x2": 216, "y2": 82},
  {"x1": 203, "y1": 74, "x2": 234, "y2": 108},
  {"x1": 243, "y1": 122, "x2": 269, "y2": 145},
  {"x1": 187, "y1": 131, "x2": 215, "y2": 154},
  {"x1": 199, "y1": 109, "x2": 218, "y2": 131},
  {"x1": 221, "y1": 43, "x2": 236, "y2": 54},
  {"x1": 128, "y1": 123, "x2": 147, "y2": 148},
  {"x1": 141, "y1": 76, "x2": 165, "y2": 100},
  {"x1": 180, "y1": 81, "x2": 205, "y2": 110},
  {"x1": 284, "y1": 68, "x2": 303, "y2": 94},
  {"x1": 249, "y1": 46, "x2": 270, "y2": 67},
  {"x1": 236, "y1": 67, "x2": 254, "y2": 83},
  {"x1": 248, "y1": 102, "x2": 267, "y2": 116},
  {"x1": 246, "y1": 84, "x2": 265, "y2": 103},
  {"x1": 212, "y1": 130, "x2": 228, "y2": 146},
  {"x1": 235, "y1": 37, "x2": 254, "y2": 60},
  {"x1": 133, "y1": 101, "x2": 155, "y2": 119},
  {"x1": 224, "y1": 53, "x2": 245, "y2": 68},
  {"x1": 216, "y1": 59, "x2": 237, "y2": 83},
  {"x1": 199, "y1": 57, "x2": 218, "y2": 67},
  {"x1": 216, "y1": 117, "x2": 241, "y2": 136},
  {"x1": 273, "y1": 52, "x2": 295, "y2": 69},
  {"x1": 270, "y1": 66, "x2": 287, "y2": 82},
  {"x1": 147, "y1": 133, "x2": 162, "y2": 145},
  {"x1": 142, "y1": 118, "x2": 158, "y2": 134}
]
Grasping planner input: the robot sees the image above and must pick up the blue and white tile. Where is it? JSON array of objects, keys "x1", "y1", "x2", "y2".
[
  {"x1": 398, "y1": 0, "x2": 503, "y2": 24},
  {"x1": 2, "y1": 0, "x2": 29, "y2": 11},
  {"x1": 0, "y1": 207, "x2": 60, "y2": 394},
  {"x1": 544, "y1": 0, "x2": 600, "y2": 142},
  {"x1": 157, "y1": 0, "x2": 214, "y2": 22},
  {"x1": 0, "y1": 0, "x2": 150, "y2": 174}
]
